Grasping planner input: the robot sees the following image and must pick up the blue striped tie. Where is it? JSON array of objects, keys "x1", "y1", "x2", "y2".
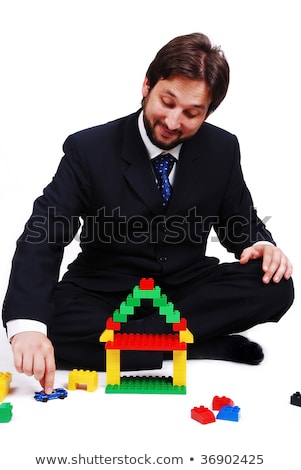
[{"x1": 152, "y1": 153, "x2": 175, "y2": 206}]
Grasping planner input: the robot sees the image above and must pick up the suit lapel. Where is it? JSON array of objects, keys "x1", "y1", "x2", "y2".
[
  {"x1": 166, "y1": 137, "x2": 202, "y2": 214},
  {"x1": 121, "y1": 113, "x2": 164, "y2": 215}
]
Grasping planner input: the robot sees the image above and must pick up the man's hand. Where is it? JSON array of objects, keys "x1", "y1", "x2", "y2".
[
  {"x1": 240, "y1": 244, "x2": 293, "y2": 284},
  {"x1": 11, "y1": 332, "x2": 56, "y2": 394}
]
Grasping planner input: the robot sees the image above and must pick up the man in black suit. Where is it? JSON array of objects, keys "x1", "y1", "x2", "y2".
[{"x1": 2, "y1": 33, "x2": 294, "y2": 394}]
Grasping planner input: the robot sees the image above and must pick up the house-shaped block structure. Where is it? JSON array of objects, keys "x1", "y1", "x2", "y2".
[{"x1": 99, "y1": 278, "x2": 193, "y2": 394}]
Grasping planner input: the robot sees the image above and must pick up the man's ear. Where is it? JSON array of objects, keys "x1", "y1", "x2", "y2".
[{"x1": 142, "y1": 77, "x2": 150, "y2": 98}]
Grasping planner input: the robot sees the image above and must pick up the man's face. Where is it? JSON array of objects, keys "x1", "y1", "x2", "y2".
[{"x1": 142, "y1": 75, "x2": 211, "y2": 150}]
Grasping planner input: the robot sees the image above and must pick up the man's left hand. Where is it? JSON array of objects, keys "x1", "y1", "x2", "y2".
[{"x1": 240, "y1": 244, "x2": 293, "y2": 284}]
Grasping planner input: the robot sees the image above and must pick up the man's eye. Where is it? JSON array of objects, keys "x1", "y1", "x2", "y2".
[
  {"x1": 162, "y1": 100, "x2": 174, "y2": 108},
  {"x1": 185, "y1": 110, "x2": 201, "y2": 118}
]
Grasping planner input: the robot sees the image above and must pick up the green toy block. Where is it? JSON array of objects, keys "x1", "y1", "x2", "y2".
[
  {"x1": 112, "y1": 309, "x2": 128, "y2": 323},
  {"x1": 119, "y1": 301, "x2": 134, "y2": 315},
  {"x1": 0, "y1": 402, "x2": 13, "y2": 423},
  {"x1": 133, "y1": 285, "x2": 161, "y2": 299},
  {"x1": 125, "y1": 294, "x2": 141, "y2": 307},
  {"x1": 165, "y1": 310, "x2": 181, "y2": 323},
  {"x1": 153, "y1": 294, "x2": 168, "y2": 307},
  {"x1": 105, "y1": 376, "x2": 186, "y2": 394},
  {"x1": 158, "y1": 302, "x2": 175, "y2": 315}
]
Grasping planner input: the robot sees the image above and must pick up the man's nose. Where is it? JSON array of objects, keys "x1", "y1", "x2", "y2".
[{"x1": 165, "y1": 109, "x2": 181, "y2": 130}]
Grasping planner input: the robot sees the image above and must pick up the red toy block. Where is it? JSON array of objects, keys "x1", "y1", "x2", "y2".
[
  {"x1": 212, "y1": 395, "x2": 234, "y2": 411},
  {"x1": 191, "y1": 406, "x2": 216, "y2": 424},
  {"x1": 106, "y1": 316, "x2": 121, "y2": 331},
  {"x1": 105, "y1": 333, "x2": 187, "y2": 351},
  {"x1": 139, "y1": 278, "x2": 155, "y2": 290},
  {"x1": 173, "y1": 318, "x2": 187, "y2": 331}
]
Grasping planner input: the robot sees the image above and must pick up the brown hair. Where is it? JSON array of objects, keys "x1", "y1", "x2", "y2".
[{"x1": 145, "y1": 32, "x2": 230, "y2": 115}]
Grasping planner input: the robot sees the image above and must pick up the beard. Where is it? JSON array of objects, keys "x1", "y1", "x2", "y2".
[{"x1": 143, "y1": 111, "x2": 186, "y2": 151}]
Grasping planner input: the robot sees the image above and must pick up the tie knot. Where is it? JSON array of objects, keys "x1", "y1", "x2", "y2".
[{"x1": 152, "y1": 153, "x2": 175, "y2": 177}]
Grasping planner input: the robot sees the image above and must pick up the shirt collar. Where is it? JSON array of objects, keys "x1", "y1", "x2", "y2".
[{"x1": 138, "y1": 111, "x2": 181, "y2": 161}]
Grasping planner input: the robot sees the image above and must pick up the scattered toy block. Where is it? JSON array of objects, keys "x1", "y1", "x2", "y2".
[
  {"x1": 0, "y1": 372, "x2": 12, "y2": 402},
  {"x1": 216, "y1": 405, "x2": 240, "y2": 422},
  {"x1": 212, "y1": 395, "x2": 234, "y2": 411},
  {"x1": 191, "y1": 406, "x2": 216, "y2": 424},
  {"x1": 290, "y1": 391, "x2": 301, "y2": 407},
  {"x1": 68, "y1": 369, "x2": 98, "y2": 392},
  {"x1": 0, "y1": 402, "x2": 13, "y2": 422}
]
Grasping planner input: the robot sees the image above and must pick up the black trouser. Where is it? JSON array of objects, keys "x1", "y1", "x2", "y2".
[{"x1": 49, "y1": 260, "x2": 294, "y2": 371}]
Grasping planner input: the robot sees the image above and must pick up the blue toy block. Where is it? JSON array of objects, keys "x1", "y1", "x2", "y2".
[{"x1": 216, "y1": 405, "x2": 240, "y2": 422}]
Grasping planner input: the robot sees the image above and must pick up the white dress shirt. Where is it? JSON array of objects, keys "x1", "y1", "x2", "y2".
[{"x1": 137, "y1": 111, "x2": 181, "y2": 184}]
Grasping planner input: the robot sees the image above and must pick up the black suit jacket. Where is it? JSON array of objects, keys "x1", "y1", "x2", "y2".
[{"x1": 2, "y1": 110, "x2": 274, "y2": 327}]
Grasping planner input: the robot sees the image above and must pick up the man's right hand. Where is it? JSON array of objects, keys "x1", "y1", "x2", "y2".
[{"x1": 11, "y1": 331, "x2": 56, "y2": 394}]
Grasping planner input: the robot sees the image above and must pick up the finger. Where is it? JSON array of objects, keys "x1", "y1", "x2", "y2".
[
  {"x1": 284, "y1": 259, "x2": 293, "y2": 280},
  {"x1": 273, "y1": 256, "x2": 293, "y2": 283},
  {"x1": 33, "y1": 353, "x2": 46, "y2": 382},
  {"x1": 239, "y1": 247, "x2": 253, "y2": 264},
  {"x1": 21, "y1": 352, "x2": 35, "y2": 377},
  {"x1": 41, "y1": 355, "x2": 56, "y2": 395},
  {"x1": 12, "y1": 344, "x2": 24, "y2": 373},
  {"x1": 261, "y1": 248, "x2": 274, "y2": 273},
  {"x1": 262, "y1": 250, "x2": 282, "y2": 283}
]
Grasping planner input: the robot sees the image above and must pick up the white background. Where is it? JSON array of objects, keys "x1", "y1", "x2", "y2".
[{"x1": 0, "y1": 1, "x2": 300, "y2": 468}]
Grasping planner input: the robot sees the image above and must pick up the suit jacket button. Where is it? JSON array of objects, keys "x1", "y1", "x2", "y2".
[{"x1": 159, "y1": 256, "x2": 167, "y2": 262}]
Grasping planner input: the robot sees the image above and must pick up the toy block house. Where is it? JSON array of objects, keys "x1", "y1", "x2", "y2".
[{"x1": 99, "y1": 278, "x2": 193, "y2": 394}]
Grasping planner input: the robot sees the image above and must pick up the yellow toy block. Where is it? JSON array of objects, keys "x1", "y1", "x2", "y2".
[
  {"x1": 172, "y1": 351, "x2": 187, "y2": 387},
  {"x1": 68, "y1": 369, "x2": 98, "y2": 392},
  {"x1": 0, "y1": 372, "x2": 12, "y2": 402},
  {"x1": 106, "y1": 350, "x2": 121, "y2": 386},
  {"x1": 179, "y1": 328, "x2": 194, "y2": 344},
  {"x1": 99, "y1": 328, "x2": 114, "y2": 342}
]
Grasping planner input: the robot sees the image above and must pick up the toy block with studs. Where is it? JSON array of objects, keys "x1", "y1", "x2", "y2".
[
  {"x1": 290, "y1": 391, "x2": 301, "y2": 407},
  {"x1": 191, "y1": 406, "x2": 216, "y2": 424},
  {"x1": 212, "y1": 395, "x2": 234, "y2": 411},
  {"x1": 191, "y1": 396, "x2": 240, "y2": 424},
  {"x1": 68, "y1": 369, "x2": 98, "y2": 392},
  {"x1": 105, "y1": 333, "x2": 187, "y2": 351},
  {"x1": 0, "y1": 372, "x2": 12, "y2": 402},
  {"x1": 216, "y1": 405, "x2": 241, "y2": 422},
  {"x1": 0, "y1": 402, "x2": 13, "y2": 423},
  {"x1": 106, "y1": 376, "x2": 186, "y2": 394}
]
